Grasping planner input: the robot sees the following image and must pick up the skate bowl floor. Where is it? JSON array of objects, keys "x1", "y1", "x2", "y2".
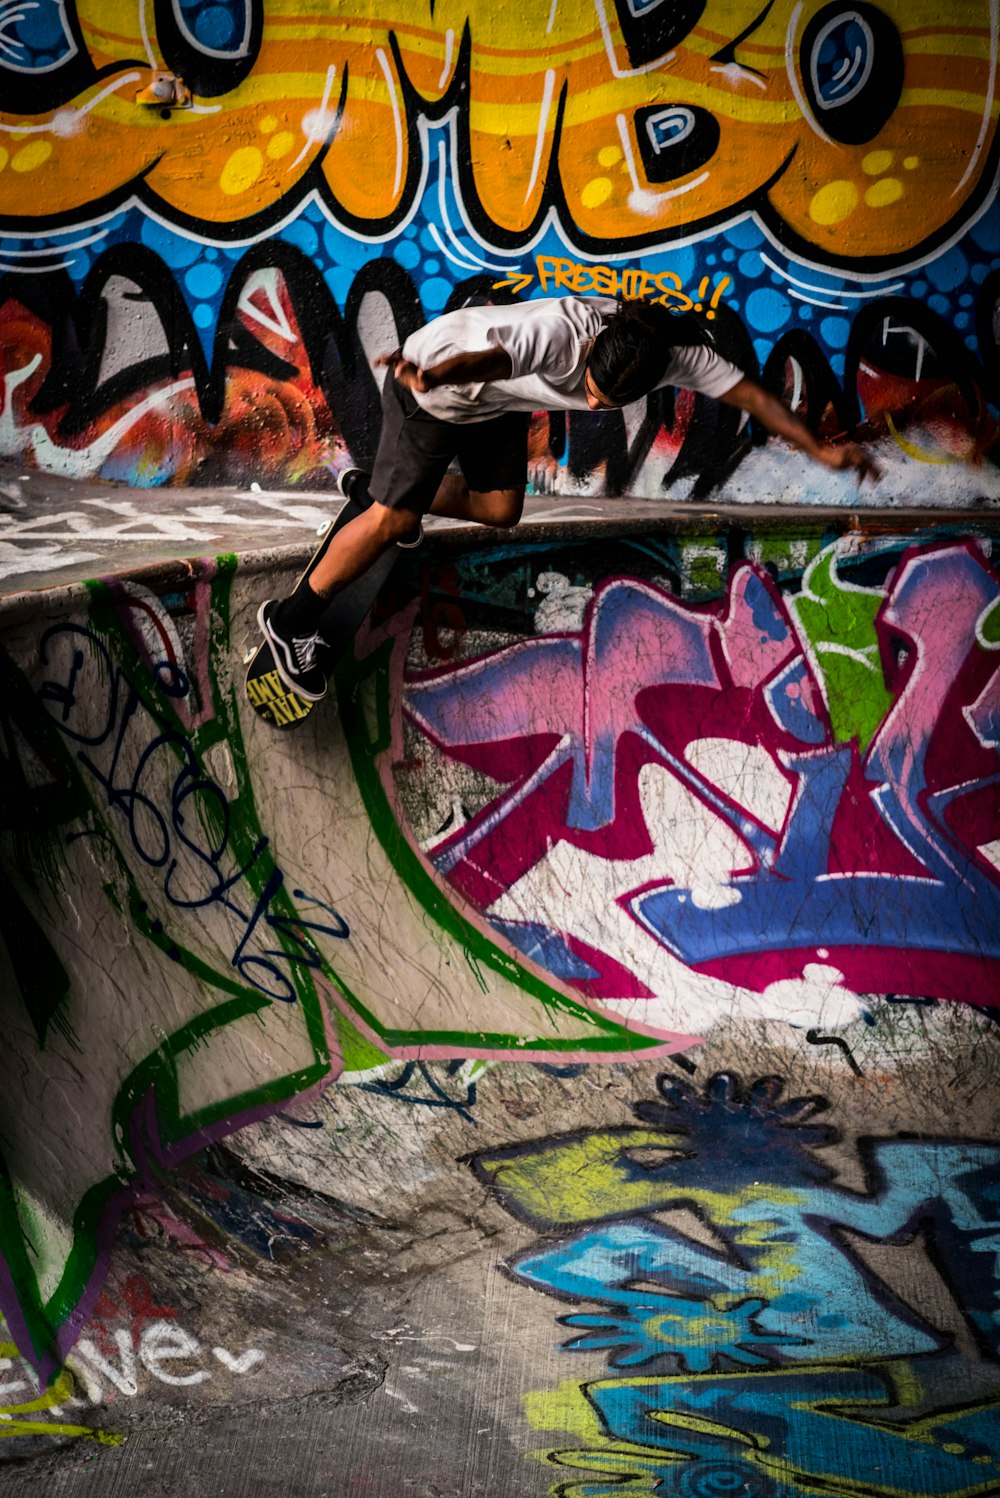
[{"x1": 1, "y1": 471, "x2": 999, "y2": 1497}]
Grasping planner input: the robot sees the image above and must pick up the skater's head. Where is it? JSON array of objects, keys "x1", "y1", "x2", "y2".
[{"x1": 584, "y1": 299, "x2": 711, "y2": 410}]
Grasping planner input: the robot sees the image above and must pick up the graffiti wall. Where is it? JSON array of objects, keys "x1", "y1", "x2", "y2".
[
  {"x1": 474, "y1": 1066, "x2": 1000, "y2": 1498},
  {"x1": 1, "y1": 1, "x2": 999, "y2": 497},
  {"x1": 393, "y1": 524, "x2": 1000, "y2": 1029},
  {"x1": 1, "y1": 511, "x2": 998, "y2": 1388}
]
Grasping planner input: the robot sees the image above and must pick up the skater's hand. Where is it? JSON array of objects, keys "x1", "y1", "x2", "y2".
[
  {"x1": 817, "y1": 442, "x2": 883, "y2": 485},
  {"x1": 376, "y1": 351, "x2": 433, "y2": 393}
]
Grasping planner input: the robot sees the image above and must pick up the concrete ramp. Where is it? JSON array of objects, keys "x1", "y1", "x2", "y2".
[{"x1": 1, "y1": 505, "x2": 999, "y2": 1493}]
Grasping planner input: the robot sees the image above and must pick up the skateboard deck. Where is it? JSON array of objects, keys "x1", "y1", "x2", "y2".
[{"x1": 244, "y1": 494, "x2": 400, "y2": 730}]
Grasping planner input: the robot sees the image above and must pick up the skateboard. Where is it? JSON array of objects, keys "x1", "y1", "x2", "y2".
[{"x1": 244, "y1": 494, "x2": 400, "y2": 730}]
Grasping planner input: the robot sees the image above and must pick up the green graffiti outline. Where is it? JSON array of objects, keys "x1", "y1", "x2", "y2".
[
  {"x1": 336, "y1": 636, "x2": 665, "y2": 1055},
  {"x1": 0, "y1": 560, "x2": 336, "y2": 1376}
]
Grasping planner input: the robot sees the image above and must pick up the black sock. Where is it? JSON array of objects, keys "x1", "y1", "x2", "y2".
[{"x1": 275, "y1": 581, "x2": 327, "y2": 635}]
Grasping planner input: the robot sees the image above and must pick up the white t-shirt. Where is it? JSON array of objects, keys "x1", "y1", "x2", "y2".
[{"x1": 401, "y1": 296, "x2": 744, "y2": 423}]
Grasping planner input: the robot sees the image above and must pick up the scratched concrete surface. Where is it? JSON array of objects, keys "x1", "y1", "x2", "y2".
[
  {"x1": 0, "y1": 461, "x2": 710, "y2": 595},
  {"x1": 1, "y1": 1024, "x2": 1000, "y2": 1497}
]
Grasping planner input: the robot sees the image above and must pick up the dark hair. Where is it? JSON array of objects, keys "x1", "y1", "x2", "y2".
[{"x1": 586, "y1": 299, "x2": 711, "y2": 405}]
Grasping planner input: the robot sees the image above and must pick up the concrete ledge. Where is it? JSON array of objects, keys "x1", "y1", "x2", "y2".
[{"x1": 2, "y1": 488, "x2": 997, "y2": 623}]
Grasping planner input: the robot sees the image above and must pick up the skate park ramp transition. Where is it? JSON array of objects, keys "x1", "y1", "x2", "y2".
[{"x1": 1, "y1": 491, "x2": 1000, "y2": 1496}]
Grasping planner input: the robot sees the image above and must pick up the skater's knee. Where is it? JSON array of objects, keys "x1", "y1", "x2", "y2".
[
  {"x1": 371, "y1": 502, "x2": 421, "y2": 543},
  {"x1": 472, "y1": 487, "x2": 525, "y2": 527},
  {"x1": 499, "y1": 487, "x2": 526, "y2": 527}
]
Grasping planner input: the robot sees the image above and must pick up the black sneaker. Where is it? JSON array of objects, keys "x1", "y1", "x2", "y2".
[
  {"x1": 257, "y1": 600, "x2": 328, "y2": 701},
  {"x1": 336, "y1": 468, "x2": 370, "y2": 505}
]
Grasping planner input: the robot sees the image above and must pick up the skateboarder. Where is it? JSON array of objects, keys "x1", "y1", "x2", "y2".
[{"x1": 258, "y1": 295, "x2": 880, "y2": 700}]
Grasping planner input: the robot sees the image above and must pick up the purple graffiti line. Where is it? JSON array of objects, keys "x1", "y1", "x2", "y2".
[{"x1": 405, "y1": 544, "x2": 1000, "y2": 1008}]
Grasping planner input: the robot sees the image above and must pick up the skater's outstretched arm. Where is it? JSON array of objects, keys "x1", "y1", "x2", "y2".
[{"x1": 720, "y1": 377, "x2": 882, "y2": 484}]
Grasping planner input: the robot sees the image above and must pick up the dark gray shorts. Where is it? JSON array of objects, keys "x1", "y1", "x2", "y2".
[{"x1": 370, "y1": 372, "x2": 530, "y2": 516}]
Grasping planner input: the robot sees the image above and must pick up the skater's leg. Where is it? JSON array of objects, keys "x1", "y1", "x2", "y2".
[
  {"x1": 443, "y1": 408, "x2": 530, "y2": 528},
  {"x1": 265, "y1": 367, "x2": 450, "y2": 638},
  {"x1": 427, "y1": 474, "x2": 525, "y2": 527},
  {"x1": 285, "y1": 472, "x2": 520, "y2": 624},
  {"x1": 294, "y1": 397, "x2": 527, "y2": 604},
  {"x1": 258, "y1": 388, "x2": 527, "y2": 686},
  {"x1": 306, "y1": 501, "x2": 420, "y2": 596},
  {"x1": 257, "y1": 499, "x2": 420, "y2": 696}
]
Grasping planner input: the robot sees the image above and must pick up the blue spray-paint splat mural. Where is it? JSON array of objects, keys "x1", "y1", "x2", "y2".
[{"x1": 473, "y1": 1071, "x2": 1000, "y2": 1497}]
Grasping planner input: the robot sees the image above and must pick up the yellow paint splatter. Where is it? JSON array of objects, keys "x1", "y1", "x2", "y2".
[
  {"x1": 809, "y1": 180, "x2": 858, "y2": 226},
  {"x1": 904, "y1": 155, "x2": 921, "y2": 169},
  {"x1": 597, "y1": 145, "x2": 622, "y2": 168},
  {"x1": 260, "y1": 115, "x2": 278, "y2": 133},
  {"x1": 522, "y1": 1379, "x2": 607, "y2": 1439},
  {"x1": 11, "y1": 141, "x2": 52, "y2": 173},
  {"x1": 865, "y1": 177, "x2": 904, "y2": 207},
  {"x1": 582, "y1": 176, "x2": 613, "y2": 209},
  {"x1": 0, "y1": 1345, "x2": 123, "y2": 1447},
  {"x1": 0, "y1": 148, "x2": 7, "y2": 174},
  {"x1": 886, "y1": 412, "x2": 966, "y2": 463},
  {"x1": 862, "y1": 150, "x2": 894, "y2": 175},
  {"x1": 266, "y1": 132, "x2": 295, "y2": 160},
  {"x1": 220, "y1": 147, "x2": 264, "y2": 195}
]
